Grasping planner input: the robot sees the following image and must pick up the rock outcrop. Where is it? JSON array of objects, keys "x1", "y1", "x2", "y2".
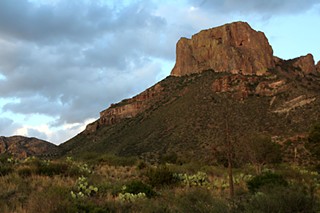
[
  {"x1": 171, "y1": 21, "x2": 275, "y2": 76},
  {"x1": 99, "y1": 84, "x2": 163, "y2": 126},
  {"x1": 211, "y1": 75, "x2": 290, "y2": 100},
  {"x1": 292, "y1": 54, "x2": 316, "y2": 74},
  {"x1": 85, "y1": 83, "x2": 165, "y2": 132}
]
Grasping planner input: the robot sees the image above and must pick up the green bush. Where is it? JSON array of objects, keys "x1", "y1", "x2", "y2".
[
  {"x1": 246, "y1": 172, "x2": 288, "y2": 193},
  {"x1": 26, "y1": 159, "x2": 91, "y2": 177},
  {"x1": 175, "y1": 188, "x2": 229, "y2": 213},
  {"x1": 146, "y1": 166, "x2": 177, "y2": 187},
  {"x1": 91, "y1": 154, "x2": 138, "y2": 167},
  {"x1": 123, "y1": 180, "x2": 156, "y2": 198},
  {"x1": 245, "y1": 185, "x2": 316, "y2": 213},
  {"x1": 160, "y1": 153, "x2": 178, "y2": 164},
  {"x1": 307, "y1": 122, "x2": 320, "y2": 159},
  {"x1": 36, "y1": 162, "x2": 69, "y2": 176},
  {"x1": 17, "y1": 167, "x2": 33, "y2": 177},
  {"x1": 136, "y1": 161, "x2": 147, "y2": 170},
  {"x1": 0, "y1": 165, "x2": 13, "y2": 176}
]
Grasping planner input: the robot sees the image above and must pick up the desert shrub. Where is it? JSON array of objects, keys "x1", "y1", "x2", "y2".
[
  {"x1": 245, "y1": 185, "x2": 316, "y2": 213},
  {"x1": 160, "y1": 153, "x2": 178, "y2": 164},
  {"x1": 27, "y1": 186, "x2": 76, "y2": 213},
  {"x1": 247, "y1": 172, "x2": 288, "y2": 193},
  {"x1": 0, "y1": 165, "x2": 13, "y2": 176},
  {"x1": 122, "y1": 180, "x2": 156, "y2": 198},
  {"x1": 27, "y1": 159, "x2": 91, "y2": 177},
  {"x1": 36, "y1": 162, "x2": 69, "y2": 176},
  {"x1": 136, "y1": 161, "x2": 147, "y2": 170},
  {"x1": 146, "y1": 166, "x2": 177, "y2": 187},
  {"x1": 92, "y1": 154, "x2": 138, "y2": 167},
  {"x1": 74, "y1": 200, "x2": 113, "y2": 213},
  {"x1": 175, "y1": 188, "x2": 229, "y2": 213},
  {"x1": 17, "y1": 167, "x2": 33, "y2": 177},
  {"x1": 307, "y1": 122, "x2": 320, "y2": 159}
]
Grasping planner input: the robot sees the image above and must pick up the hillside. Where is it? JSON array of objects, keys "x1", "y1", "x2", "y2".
[
  {"x1": 59, "y1": 22, "x2": 320, "y2": 163},
  {"x1": 0, "y1": 135, "x2": 59, "y2": 158}
]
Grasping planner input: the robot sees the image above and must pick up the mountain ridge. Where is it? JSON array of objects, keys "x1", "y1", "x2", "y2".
[{"x1": 0, "y1": 135, "x2": 58, "y2": 158}]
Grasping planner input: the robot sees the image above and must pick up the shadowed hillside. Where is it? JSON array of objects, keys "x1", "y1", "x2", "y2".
[
  {"x1": 0, "y1": 136, "x2": 59, "y2": 158},
  {"x1": 60, "y1": 69, "x2": 320, "y2": 163}
]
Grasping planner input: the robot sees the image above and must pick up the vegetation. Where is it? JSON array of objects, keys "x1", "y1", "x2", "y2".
[
  {"x1": 238, "y1": 134, "x2": 282, "y2": 174},
  {"x1": 307, "y1": 122, "x2": 320, "y2": 159},
  {"x1": 60, "y1": 70, "x2": 320, "y2": 164},
  {"x1": 2, "y1": 68, "x2": 320, "y2": 211},
  {"x1": 0, "y1": 154, "x2": 319, "y2": 212}
]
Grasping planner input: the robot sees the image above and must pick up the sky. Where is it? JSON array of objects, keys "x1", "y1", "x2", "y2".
[{"x1": 0, "y1": 0, "x2": 319, "y2": 145}]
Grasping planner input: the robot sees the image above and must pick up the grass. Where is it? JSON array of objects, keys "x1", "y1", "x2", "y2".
[{"x1": 0, "y1": 156, "x2": 319, "y2": 212}]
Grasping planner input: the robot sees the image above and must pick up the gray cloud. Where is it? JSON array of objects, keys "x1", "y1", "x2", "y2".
[
  {"x1": 27, "y1": 128, "x2": 48, "y2": 141},
  {"x1": 0, "y1": 0, "x2": 174, "y2": 127},
  {"x1": 191, "y1": 0, "x2": 320, "y2": 16},
  {"x1": 0, "y1": 118, "x2": 22, "y2": 136}
]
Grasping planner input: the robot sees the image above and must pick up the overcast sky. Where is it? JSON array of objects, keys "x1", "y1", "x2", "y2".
[{"x1": 0, "y1": 0, "x2": 319, "y2": 145}]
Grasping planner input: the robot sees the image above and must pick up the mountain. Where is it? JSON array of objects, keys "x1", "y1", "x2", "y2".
[
  {"x1": 0, "y1": 136, "x2": 59, "y2": 159},
  {"x1": 59, "y1": 21, "x2": 320, "y2": 163}
]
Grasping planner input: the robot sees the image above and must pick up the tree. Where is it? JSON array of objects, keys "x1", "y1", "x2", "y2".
[
  {"x1": 238, "y1": 134, "x2": 281, "y2": 174},
  {"x1": 307, "y1": 122, "x2": 320, "y2": 159}
]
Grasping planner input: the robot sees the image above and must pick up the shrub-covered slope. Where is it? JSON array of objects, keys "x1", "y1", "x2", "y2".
[{"x1": 60, "y1": 68, "x2": 320, "y2": 163}]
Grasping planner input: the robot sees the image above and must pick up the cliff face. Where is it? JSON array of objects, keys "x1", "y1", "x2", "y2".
[
  {"x1": 99, "y1": 84, "x2": 164, "y2": 126},
  {"x1": 85, "y1": 83, "x2": 165, "y2": 133},
  {"x1": 171, "y1": 21, "x2": 275, "y2": 76}
]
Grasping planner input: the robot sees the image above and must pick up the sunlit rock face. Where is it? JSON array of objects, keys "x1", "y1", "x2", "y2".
[
  {"x1": 292, "y1": 53, "x2": 316, "y2": 74},
  {"x1": 171, "y1": 21, "x2": 275, "y2": 76}
]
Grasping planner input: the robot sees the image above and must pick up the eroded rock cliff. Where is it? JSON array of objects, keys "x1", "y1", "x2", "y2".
[{"x1": 171, "y1": 21, "x2": 275, "y2": 76}]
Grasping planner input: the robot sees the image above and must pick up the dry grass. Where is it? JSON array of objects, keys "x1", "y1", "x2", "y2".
[{"x1": 0, "y1": 157, "x2": 319, "y2": 212}]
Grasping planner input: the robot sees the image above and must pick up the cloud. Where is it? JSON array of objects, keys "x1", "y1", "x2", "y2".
[
  {"x1": 190, "y1": 0, "x2": 320, "y2": 16},
  {"x1": 26, "y1": 128, "x2": 49, "y2": 141},
  {"x1": 0, "y1": 117, "x2": 22, "y2": 136},
  {"x1": 0, "y1": 0, "x2": 174, "y2": 128}
]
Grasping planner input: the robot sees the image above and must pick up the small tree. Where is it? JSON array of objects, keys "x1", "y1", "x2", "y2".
[
  {"x1": 307, "y1": 122, "x2": 320, "y2": 159},
  {"x1": 239, "y1": 134, "x2": 281, "y2": 174}
]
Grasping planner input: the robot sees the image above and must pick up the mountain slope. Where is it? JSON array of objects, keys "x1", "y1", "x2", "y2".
[
  {"x1": 60, "y1": 69, "x2": 320, "y2": 163},
  {"x1": 59, "y1": 22, "x2": 320, "y2": 163},
  {"x1": 0, "y1": 136, "x2": 59, "y2": 158}
]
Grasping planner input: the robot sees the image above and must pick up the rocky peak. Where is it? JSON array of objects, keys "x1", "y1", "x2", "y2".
[
  {"x1": 292, "y1": 54, "x2": 316, "y2": 74},
  {"x1": 171, "y1": 21, "x2": 275, "y2": 76}
]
